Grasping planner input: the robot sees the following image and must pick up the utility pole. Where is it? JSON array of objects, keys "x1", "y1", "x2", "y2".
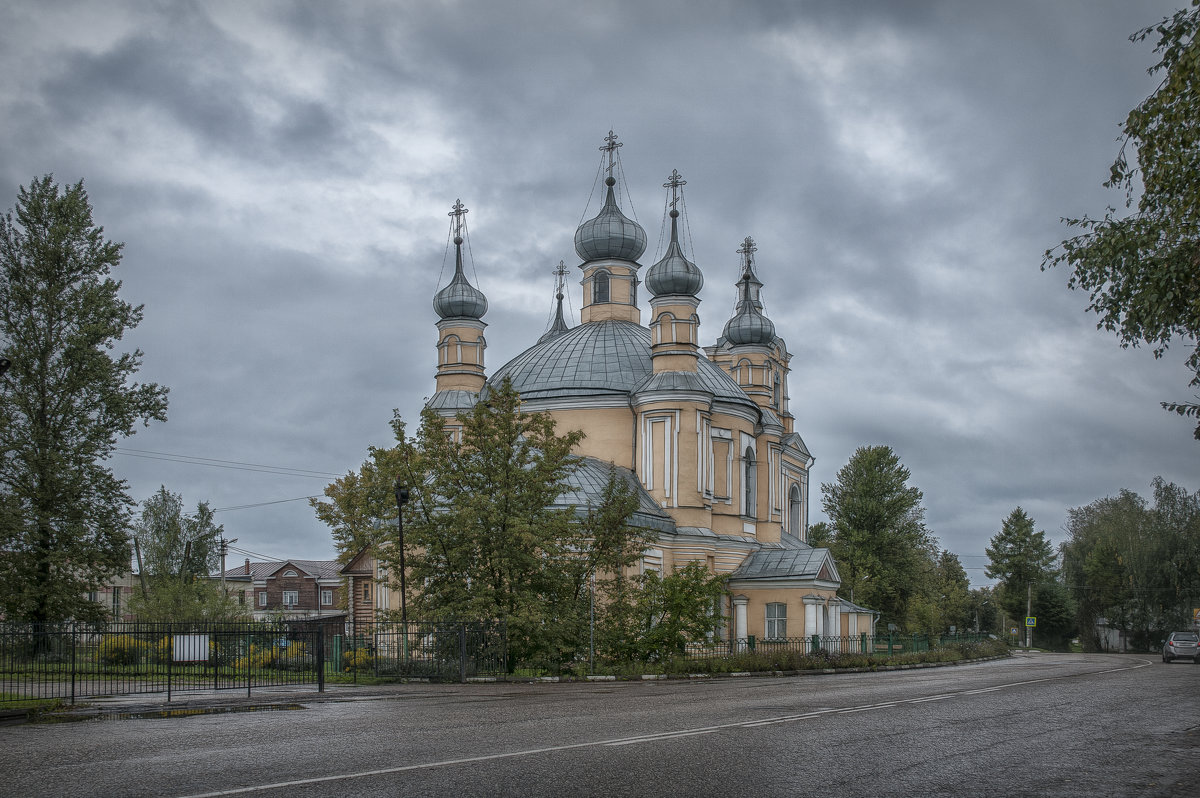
[
  {"x1": 1026, "y1": 583, "x2": 1033, "y2": 649},
  {"x1": 218, "y1": 537, "x2": 237, "y2": 596},
  {"x1": 133, "y1": 536, "x2": 149, "y2": 598}
]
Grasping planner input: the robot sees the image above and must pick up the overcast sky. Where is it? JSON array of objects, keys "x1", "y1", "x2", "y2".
[{"x1": 2, "y1": 1, "x2": 1195, "y2": 586}]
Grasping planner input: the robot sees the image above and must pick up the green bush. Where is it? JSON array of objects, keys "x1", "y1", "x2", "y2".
[{"x1": 97, "y1": 635, "x2": 146, "y2": 666}]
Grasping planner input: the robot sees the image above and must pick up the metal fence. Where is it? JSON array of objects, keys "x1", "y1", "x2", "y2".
[
  {"x1": 0, "y1": 621, "x2": 325, "y2": 704},
  {"x1": 333, "y1": 621, "x2": 508, "y2": 682},
  {"x1": 681, "y1": 631, "x2": 988, "y2": 662}
]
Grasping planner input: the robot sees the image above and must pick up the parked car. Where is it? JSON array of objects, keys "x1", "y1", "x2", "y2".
[{"x1": 1161, "y1": 631, "x2": 1200, "y2": 663}]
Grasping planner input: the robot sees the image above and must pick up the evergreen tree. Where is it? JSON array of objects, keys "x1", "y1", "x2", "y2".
[
  {"x1": 0, "y1": 176, "x2": 168, "y2": 624},
  {"x1": 820, "y1": 445, "x2": 934, "y2": 628},
  {"x1": 985, "y1": 507, "x2": 1057, "y2": 623}
]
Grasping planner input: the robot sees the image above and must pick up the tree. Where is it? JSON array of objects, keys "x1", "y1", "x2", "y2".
[
  {"x1": 1062, "y1": 478, "x2": 1200, "y2": 650},
  {"x1": 0, "y1": 176, "x2": 168, "y2": 624},
  {"x1": 123, "y1": 486, "x2": 246, "y2": 622},
  {"x1": 314, "y1": 378, "x2": 653, "y2": 669},
  {"x1": 1043, "y1": 4, "x2": 1200, "y2": 437},
  {"x1": 985, "y1": 508, "x2": 1057, "y2": 625},
  {"x1": 601, "y1": 561, "x2": 727, "y2": 663},
  {"x1": 820, "y1": 445, "x2": 935, "y2": 628}
]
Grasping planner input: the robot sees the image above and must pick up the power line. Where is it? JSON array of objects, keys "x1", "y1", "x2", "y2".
[
  {"x1": 212, "y1": 495, "x2": 321, "y2": 513},
  {"x1": 114, "y1": 447, "x2": 343, "y2": 479}
]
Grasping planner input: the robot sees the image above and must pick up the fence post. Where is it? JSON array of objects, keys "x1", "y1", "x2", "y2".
[
  {"x1": 70, "y1": 623, "x2": 77, "y2": 705},
  {"x1": 747, "y1": 634, "x2": 755, "y2": 652},
  {"x1": 811, "y1": 633, "x2": 820, "y2": 653},
  {"x1": 246, "y1": 627, "x2": 252, "y2": 699},
  {"x1": 167, "y1": 625, "x2": 173, "y2": 703},
  {"x1": 458, "y1": 624, "x2": 467, "y2": 684},
  {"x1": 316, "y1": 627, "x2": 325, "y2": 693},
  {"x1": 860, "y1": 632, "x2": 867, "y2": 654}
]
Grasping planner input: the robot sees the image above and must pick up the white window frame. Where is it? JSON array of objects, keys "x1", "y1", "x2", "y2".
[
  {"x1": 766, "y1": 602, "x2": 787, "y2": 639},
  {"x1": 259, "y1": 592, "x2": 268, "y2": 607},
  {"x1": 282, "y1": 590, "x2": 299, "y2": 608},
  {"x1": 321, "y1": 589, "x2": 333, "y2": 606}
]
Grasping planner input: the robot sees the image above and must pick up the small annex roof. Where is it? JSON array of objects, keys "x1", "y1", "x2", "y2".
[
  {"x1": 781, "y1": 431, "x2": 812, "y2": 461},
  {"x1": 728, "y1": 544, "x2": 840, "y2": 584}
]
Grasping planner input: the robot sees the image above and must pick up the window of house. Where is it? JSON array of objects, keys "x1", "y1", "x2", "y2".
[
  {"x1": 321, "y1": 589, "x2": 333, "y2": 606},
  {"x1": 766, "y1": 603, "x2": 787, "y2": 639},
  {"x1": 593, "y1": 270, "x2": 610, "y2": 304},
  {"x1": 363, "y1": 582, "x2": 371, "y2": 602},
  {"x1": 283, "y1": 590, "x2": 299, "y2": 607},
  {"x1": 111, "y1": 589, "x2": 121, "y2": 616},
  {"x1": 238, "y1": 592, "x2": 245, "y2": 605},
  {"x1": 87, "y1": 591, "x2": 99, "y2": 604},
  {"x1": 283, "y1": 569, "x2": 298, "y2": 577},
  {"x1": 259, "y1": 592, "x2": 268, "y2": 607},
  {"x1": 789, "y1": 483, "x2": 802, "y2": 539}
]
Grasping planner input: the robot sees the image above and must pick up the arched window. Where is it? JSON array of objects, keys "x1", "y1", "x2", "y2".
[
  {"x1": 594, "y1": 270, "x2": 611, "y2": 304},
  {"x1": 789, "y1": 483, "x2": 803, "y2": 540},
  {"x1": 743, "y1": 446, "x2": 756, "y2": 516},
  {"x1": 773, "y1": 371, "x2": 781, "y2": 409}
]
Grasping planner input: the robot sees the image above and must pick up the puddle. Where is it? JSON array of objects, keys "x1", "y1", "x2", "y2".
[{"x1": 34, "y1": 703, "x2": 306, "y2": 723}]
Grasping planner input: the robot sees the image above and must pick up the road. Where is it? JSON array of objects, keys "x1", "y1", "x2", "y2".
[{"x1": 2, "y1": 653, "x2": 1196, "y2": 797}]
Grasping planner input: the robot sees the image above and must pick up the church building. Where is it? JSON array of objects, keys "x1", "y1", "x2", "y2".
[{"x1": 418, "y1": 132, "x2": 876, "y2": 645}]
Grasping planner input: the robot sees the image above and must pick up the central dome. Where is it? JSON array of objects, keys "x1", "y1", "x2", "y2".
[
  {"x1": 488, "y1": 319, "x2": 753, "y2": 406},
  {"x1": 574, "y1": 177, "x2": 647, "y2": 263}
]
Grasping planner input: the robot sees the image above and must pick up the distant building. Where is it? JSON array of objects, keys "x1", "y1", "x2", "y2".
[{"x1": 216, "y1": 559, "x2": 344, "y2": 621}]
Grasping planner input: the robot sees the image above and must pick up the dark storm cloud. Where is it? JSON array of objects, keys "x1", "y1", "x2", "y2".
[{"x1": 0, "y1": 0, "x2": 1193, "y2": 580}]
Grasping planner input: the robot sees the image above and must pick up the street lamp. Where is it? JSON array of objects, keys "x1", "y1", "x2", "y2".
[{"x1": 394, "y1": 478, "x2": 410, "y2": 627}]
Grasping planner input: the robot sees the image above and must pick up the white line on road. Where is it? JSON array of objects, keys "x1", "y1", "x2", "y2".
[{"x1": 174, "y1": 658, "x2": 1154, "y2": 797}]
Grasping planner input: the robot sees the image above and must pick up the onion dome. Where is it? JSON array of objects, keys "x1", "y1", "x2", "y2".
[
  {"x1": 574, "y1": 176, "x2": 647, "y2": 262},
  {"x1": 646, "y1": 170, "x2": 703, "y2": 297},
  {"x1": 433, "y1": 200, "x2": 488, "y2": 320},
  {"x1": 723, "y1": 269, "x2": 775, "y2": 345}
]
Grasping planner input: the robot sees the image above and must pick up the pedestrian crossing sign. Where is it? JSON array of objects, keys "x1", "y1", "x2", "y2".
[{"x1": 1025, "y1": 616, "x2": 1036, "y2": 627}]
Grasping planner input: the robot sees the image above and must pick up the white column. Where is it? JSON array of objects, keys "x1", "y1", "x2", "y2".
[
  {"x1": 733, "y1": 595, "x2": 748, "y2": 650},
  {"x1": 829, "y1": 599, "x2": 843, "y2": 652},
  {"x1": 804, "y1": 598, "x2": 819, "y2": 639}
]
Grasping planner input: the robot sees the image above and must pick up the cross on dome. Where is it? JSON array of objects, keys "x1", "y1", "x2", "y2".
[
  {"x1": 449, "y1": 199, "x2": 468, "y2": 239},
  {"x1": 737, "y1": 236, "x2": 757, "y2": 272},
  {"x1": 664, "y1": 169, "x2": 687, "y2": 211},
  {"x1": 600, "y1": 130, "x2": 623, "y2": 175}
]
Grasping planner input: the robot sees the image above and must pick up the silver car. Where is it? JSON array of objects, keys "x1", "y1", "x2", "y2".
[{"x1": 1162, "y1": 631, "x2": 1200, "y2": 663}]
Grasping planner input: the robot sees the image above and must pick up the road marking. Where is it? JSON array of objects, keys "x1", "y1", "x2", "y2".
[{"x1": 174, "y1": 658, "x2": 1155, "y2": 797}]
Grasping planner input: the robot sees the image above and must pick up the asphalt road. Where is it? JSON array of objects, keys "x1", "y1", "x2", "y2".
[{"x1": 2, "y1": 653, "x2": 1197, "y2": 798}]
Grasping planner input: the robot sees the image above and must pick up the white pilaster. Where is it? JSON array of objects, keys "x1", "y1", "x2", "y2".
[{"x1": 733, "y1": 595, "x2": 749, "y2": 650}]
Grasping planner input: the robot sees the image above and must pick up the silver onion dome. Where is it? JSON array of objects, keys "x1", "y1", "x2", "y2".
[
  {"x1": 646, "y1": 209, "x2": 703, "y2": 297},
  {"x1": 433, "y1": 202, "x2": 488, "y2": 320},
  {"x1": 722, "y1": 270, "x2": 775, "y2": 345},
  {"x1": 574, "y1": 176, "x2": 647, "y2": 263}
]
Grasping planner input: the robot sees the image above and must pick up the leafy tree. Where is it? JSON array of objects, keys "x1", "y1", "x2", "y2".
[
  {"x1": 0, "y1": 176, "x2": 168, "y2": 624},
  {"x1": 985, "y1": 507, "x2": 1057, "y2": 633},
  {"x1": 315, "y1": 378, "x2": 654, "y2": 669},
  {"x1": 820, "y1": 445, "x2": 934, "y2": 628},
  {"x1": 601, "y1": 561, "x2": 727, "y2": 663},
  {"x1": 1043, "y1": 4, "x2": 1200, "y2": 437},
  {"x1": 1062, "y1": 478, "x2": 1200, "y2": 650},
  {"x1": 135, "y1": 486, "x2": 222, "y2": 579},
  {"x1": 126, "y1": 487, "x2": 245, "y2": 622},
  {"x1": 967, "y1": 586, "x2": 999, "y2": 634}
]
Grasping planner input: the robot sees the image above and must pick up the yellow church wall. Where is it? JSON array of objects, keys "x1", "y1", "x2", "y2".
[{"x1": 541, "y1": 406, "x2": 636, "y2": 470}]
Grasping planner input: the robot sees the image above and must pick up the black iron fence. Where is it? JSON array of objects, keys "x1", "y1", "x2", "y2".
[
  {"x1": 333, "y1": 620, "x2": 508, "y2": 682},
  {"x1": 681, "y1": 631, "x2": 988, "y2": 662},
  {"x1": 0, "y1": 621, "x2": 325, "y2": 704}
]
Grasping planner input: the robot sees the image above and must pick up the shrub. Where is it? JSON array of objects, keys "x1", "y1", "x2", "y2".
[
  {"x1": 97, "y1": 635, "x2": 145, "y2": 666},
  {"x1": 343, "y1": 648, "x2": 374, "y2": 673}
]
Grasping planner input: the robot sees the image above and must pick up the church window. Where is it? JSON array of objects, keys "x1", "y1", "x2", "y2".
[
  {"x1": 766, "y1": 603, "x2": 787, "y2": 639},
  {"x1": 773, "y1": 371, "x2": 781, "y2": 408},
  {"x1": 743, "y1": 446, "x2": 757, "y2": 516},
  {"x1": 594, "y1": 271, "x2": 611, "y2": 304},
  {"x1": 789, "y1": 483, "x2": 803, "y2": 539}
]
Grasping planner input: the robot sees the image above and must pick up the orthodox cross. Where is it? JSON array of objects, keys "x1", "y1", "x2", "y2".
[
  {"x1": 600, "y1": 130, "x2": 622, "y2": 176},
  {"x1": 663, "y1": 169, "x2": 686, "y2": 211},
  {"x1": 449, "y1": 199, "x2": 468, "y2": 239},
  {"x1": 737, "y1": 236, "x2": 758, "y2": 273},
  {"x1": 552, "y1": 259, "x2": 568, "y2": 300}
]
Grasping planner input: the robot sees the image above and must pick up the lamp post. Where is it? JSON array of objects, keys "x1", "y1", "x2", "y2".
[{"x1": 394, "y1": 478, "x2": 410, "y2": 627}]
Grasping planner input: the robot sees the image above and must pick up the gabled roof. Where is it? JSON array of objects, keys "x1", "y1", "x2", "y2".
[
  {"x1": 214, "y1": 559, "x2": 341, "y2": 581},
  {"x1": 728, "y1": 543, "x2": 840, "y2": 583}
]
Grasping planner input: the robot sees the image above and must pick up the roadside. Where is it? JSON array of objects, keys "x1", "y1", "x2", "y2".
[{"x1": 2, "y1": 652, "x2": 1023, "y2": 725}]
